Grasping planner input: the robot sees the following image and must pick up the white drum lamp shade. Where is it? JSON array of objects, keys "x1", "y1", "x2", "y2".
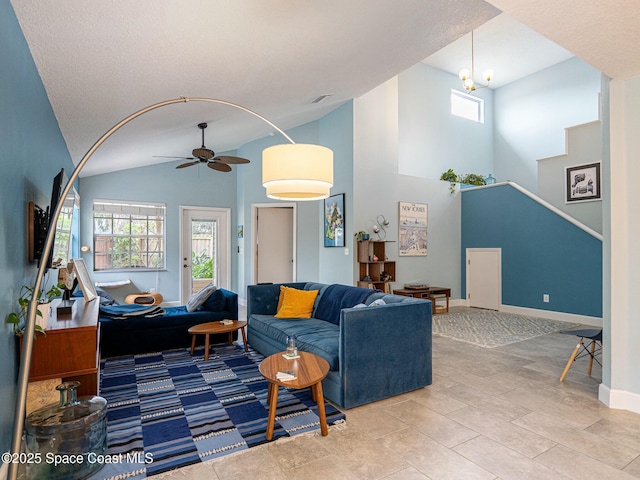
[{"x1": 262, "y1": 144, "x2": 334, "y2": 201}]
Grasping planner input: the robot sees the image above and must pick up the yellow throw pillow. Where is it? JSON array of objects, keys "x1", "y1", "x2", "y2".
[{"x1": 275, "y1": 287, "x2": 318, "y2": 319}]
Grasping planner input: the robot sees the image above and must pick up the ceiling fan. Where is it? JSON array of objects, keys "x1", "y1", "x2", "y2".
[{"x1": 153, "y1": 122, "x2": 250, "y2": 172}]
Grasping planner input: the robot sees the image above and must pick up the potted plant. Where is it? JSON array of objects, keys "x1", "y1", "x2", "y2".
[
  {"x1": 459, "y1": 173, "x2": 487, "y2": 187},
  {"x1": 440, "y1": 168, "x2": 459, "y2": 195},
  {"x1": 440, "y1": 169, "x2": 487, "y2": 195},
  {"x1": 354, "y1": 231, "x2": 369, "y2": 241},
  {"x1": 5, "y1": 283, "x2": 63, "y2": 336}
]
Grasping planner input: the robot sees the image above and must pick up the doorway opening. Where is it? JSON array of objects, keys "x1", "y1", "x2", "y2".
[
  {"x1": 180, "y1": 206, "x2": 230, "y2": 303},
  {"x1": 252, "y1": 203, "x2": 296, "y2": 285}
]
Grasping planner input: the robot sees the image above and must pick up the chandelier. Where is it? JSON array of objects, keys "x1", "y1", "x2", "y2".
[{"x1": 458, "y1": 31, "x2": 494, "y2": 94}]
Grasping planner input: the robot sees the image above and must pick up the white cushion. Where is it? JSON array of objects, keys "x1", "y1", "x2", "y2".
[{"x1": 186, "y1": 283, "x2": 217, "y2": 312}]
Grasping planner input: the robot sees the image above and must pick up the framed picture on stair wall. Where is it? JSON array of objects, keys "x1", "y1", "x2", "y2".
[
  {"x1": 324, "y1": 193, "x2": 345, "y2": 247},
  {"x1": 399, "y1": 202, "x2": 427, "y2": 256},
  {"x1": 565, "y1": 162, "x2": 601, "y2": 203}
]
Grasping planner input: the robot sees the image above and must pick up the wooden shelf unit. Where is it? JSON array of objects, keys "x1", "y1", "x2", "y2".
[
  {"x1": 20, "y1": 297, "x2": 100, "y2": 396},
  {"x1": 356, "y1": 240, "x2": 396, "y2": 292}
]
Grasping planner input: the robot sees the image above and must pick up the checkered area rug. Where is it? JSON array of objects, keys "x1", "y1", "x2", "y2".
[{"x1": 92, "y1": 345, "x2": 344, "y2": 479}]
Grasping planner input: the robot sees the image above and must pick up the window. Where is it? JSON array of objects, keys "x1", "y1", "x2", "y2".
[
  {"x1": 93, "y1": 200, "x2": 165, "y2": 271},
  {"x1": 451, "y1": 89, "x2": 484, "y2": 123}
]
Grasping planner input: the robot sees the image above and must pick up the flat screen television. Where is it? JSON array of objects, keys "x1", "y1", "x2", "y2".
[{"x1": 35, "y1": 168, "x2": 65, "y2": 269}]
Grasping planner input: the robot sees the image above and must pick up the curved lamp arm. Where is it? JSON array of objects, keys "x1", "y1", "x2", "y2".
[{"x1": 8, "y1": 97, "x2": 296, "y2": 480}]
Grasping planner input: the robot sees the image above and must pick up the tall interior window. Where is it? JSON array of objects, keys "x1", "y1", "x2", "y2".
[
  {"x1": 93, "y1": 199, "x2": 166, "y2": 271},
  {"x1": 451, "y1": 89, "x2": 484, "y2": 123}
]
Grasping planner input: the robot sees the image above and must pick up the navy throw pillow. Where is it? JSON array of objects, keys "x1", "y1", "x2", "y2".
[{"x1": 201, "y1": 289, "x2": 226, "y2": 312}]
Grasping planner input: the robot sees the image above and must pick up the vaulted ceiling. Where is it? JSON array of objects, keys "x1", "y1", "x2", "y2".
[{"x1": 10, "y1": 0, "x2": 640, "y2": 177}]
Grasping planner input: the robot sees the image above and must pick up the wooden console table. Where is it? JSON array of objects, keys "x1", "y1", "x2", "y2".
[
  {"x1": 393, "y1": 286, "x2": 451, "y2": 314},
  {"x1": 21, "y1": 297, "x2": 100, "y2": 396}
]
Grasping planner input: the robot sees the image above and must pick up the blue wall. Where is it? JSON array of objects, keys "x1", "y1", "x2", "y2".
[
  {"x1": 0, "y1": 0, "x2": 75, "y2": 451},
  {"x1": 80, "y1": 159, "x2": 238, "y2": 302},
  {"x1": 461, "y1": 184, "x2": 602, "y2": 317}
]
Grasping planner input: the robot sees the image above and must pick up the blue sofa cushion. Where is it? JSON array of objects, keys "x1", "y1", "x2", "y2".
[
  {"x1": 250, "y1": 314, "x2": 340, "y2": 370},
  {"x1": 313, "y1": 284, "x2": 376, "y2": 325}
]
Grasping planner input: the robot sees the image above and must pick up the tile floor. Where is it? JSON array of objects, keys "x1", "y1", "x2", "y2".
[{"x1": 154, "y1": 307, "x2": 640, "y2": 480}]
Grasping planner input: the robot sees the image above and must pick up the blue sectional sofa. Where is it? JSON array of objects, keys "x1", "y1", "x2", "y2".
[
  {"x1": 100, "y1": 288, "x2": 238, "y2": 357},
  {"x1": 247, "y1": 282, "x2": 432, "y2": 409}
]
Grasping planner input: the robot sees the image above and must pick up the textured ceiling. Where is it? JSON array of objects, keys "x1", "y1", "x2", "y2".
[
  {"x1": 10, "y1": 0, "x2": 500, "y2": 176},
  {"x1": 487, "y1": 0, "x2": 640, "y2": 80},
  {"x1": 10, "y1": 0, "x2": 640, "y2": 177},
  {"x1": 422, "y1": 14, "x2": 574, "y2": 88}
]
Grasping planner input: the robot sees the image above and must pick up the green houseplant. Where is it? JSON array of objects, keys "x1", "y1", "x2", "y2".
[
  {"x1": 440, "y1": 168, "x2": 459, "y2": 195},
  {"x1": 440, "y1": 169, "x2": 487, "y2": 195},
  {"x1": 5, "y1": 283, "x2": 63, "y2": 337}
]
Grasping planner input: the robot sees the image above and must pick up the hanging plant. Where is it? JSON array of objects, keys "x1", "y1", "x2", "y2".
[{"x1": 440, "y1": 169, "x2": 459, "y2": 195}]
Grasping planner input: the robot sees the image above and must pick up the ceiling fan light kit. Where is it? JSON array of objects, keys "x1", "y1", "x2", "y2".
[{"x1": 262, "y1": 143, "x2": 334, "y2": 201}]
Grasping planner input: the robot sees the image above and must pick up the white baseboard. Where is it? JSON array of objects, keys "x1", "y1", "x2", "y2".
[
  {"x1": 498, "y1": 304, "x2": 602, "y2": 327},
  {"x1": 599, "y1": 384, "x2": 640, "y2": 415}
]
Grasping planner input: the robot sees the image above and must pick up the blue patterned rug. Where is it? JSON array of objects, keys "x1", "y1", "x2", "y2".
[
  {"x1": 433, "y1": 310, "x2": 578, "y2": 348},
  {"x1": 91, "y1": 344, "x2": 345, "y2": 479}
]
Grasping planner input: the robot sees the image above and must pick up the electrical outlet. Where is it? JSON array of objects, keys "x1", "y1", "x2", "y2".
[
  {"x1": 543, "y1": 294, "x2": 549, "y2": 303},
  {"x1": 344, "y1": 248, "x2": 349, "y2": 255}
]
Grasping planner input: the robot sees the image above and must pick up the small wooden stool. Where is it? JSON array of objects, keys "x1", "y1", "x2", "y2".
[
  {"x1": 188, "y1": 320, "x2": 248, "y2": 360},
  {"x1": 428, "y1": 293, "x2": 449, "y2": 314},
  {"x1": 124, "y1": 292, "x2": 163, "y2": 306}
]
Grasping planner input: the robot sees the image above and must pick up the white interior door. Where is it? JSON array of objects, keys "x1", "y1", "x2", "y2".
[
  {"x1": 254, "y1": 206, "x2": 295, "y2": 284},
  {"x1": 180, "y1": 207, "x2": 230, "y2": 303},
  {"x1": 466, "y1": 248, "x2": 501, "y2": 310}
]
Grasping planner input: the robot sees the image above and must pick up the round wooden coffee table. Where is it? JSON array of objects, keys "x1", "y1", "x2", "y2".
[
  {"x1": 259, "y1": 351, "x2": 330, "y2": 440},
  {"x1": 188, "y1": 320, "x2": 248, "y2": 360}
]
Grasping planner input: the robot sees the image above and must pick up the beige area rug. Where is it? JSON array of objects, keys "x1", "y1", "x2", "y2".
[{"x1": 433, "y1": 309, "x2": 578, "y2": 348}]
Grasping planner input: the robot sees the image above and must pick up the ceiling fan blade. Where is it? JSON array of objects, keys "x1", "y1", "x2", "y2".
[
  {"x1": 153, "y1": 155, "x2": 195, "y2": 160},
  {"x1": 192, "y1": 147, "x2": 214, "y2": 160},
  {"x1": 207, "y1": 162, "x2": 232, "y2": 173},
  {"x1": 214, "y1": 155, "x2": 251, "y2": 165},
  {"x1": 176, "y1": 161, "x2": 200, "y2": 169}
]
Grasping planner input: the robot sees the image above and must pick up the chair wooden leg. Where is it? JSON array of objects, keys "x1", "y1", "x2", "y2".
[
  {"x1": 588, "y1": 340, "x2": 597, "y2": 376},
  {"x1": 560, "y1": 339, "x2": 584, "y2": 382}
]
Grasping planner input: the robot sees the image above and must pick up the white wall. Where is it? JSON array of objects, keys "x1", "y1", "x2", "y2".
[
  {"x1": 494, "y1": 57, "x2": 601, "y2": 193},
  {"x1": 537, "y1": 121, "x2": 603, "y2": 233},
  {"x1": 602, "y1": 74, "x2": 640, "y2": 413},
  {"x1": 399, "y1": 63, "x2": 494, "y2": 181},
  {"x1": 354, "y1": 77, "x2": 463, "y2": 298}
]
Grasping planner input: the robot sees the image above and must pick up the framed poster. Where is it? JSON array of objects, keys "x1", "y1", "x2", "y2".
[
  {"x1": 324, "y1": 193, "x2": 345, "y2": 247},
  {"x1": 565, "y1": 162, "x2": 601, "y2": 203},
  {"x1": 71, "y1": 258, "x2": 98, "y2": 302},
  {"x1": 399, "y1": 202, "x2": 428, "y2": 256}
]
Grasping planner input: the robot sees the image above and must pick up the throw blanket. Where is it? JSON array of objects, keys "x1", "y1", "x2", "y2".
[
  {"x1": 100, "y1": 304, "x2": 166, "y2": 320},
  {"x1": 314, "y1": 284, "x2": 377, "y2": 325}
]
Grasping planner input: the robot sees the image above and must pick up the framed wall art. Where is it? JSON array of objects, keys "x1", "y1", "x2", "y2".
[
  {"x1": 324, "y1": 193, "x2": 345, "y2": 247},
  {"x1": 399, "y1": 202, "x2": 428, "y2": 256},
  {"x1": 565, "y1": 162, "x2": 601, "y2": 203}
]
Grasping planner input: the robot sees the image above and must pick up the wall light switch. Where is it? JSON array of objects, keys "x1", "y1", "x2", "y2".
[{"x1": 344, "y1": 248, "x2": 349, "y2": 255}]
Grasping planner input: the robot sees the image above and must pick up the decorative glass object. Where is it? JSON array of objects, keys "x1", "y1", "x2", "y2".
[
  {"x1": 25, "y1": 381, "x2": 107, "y2": 480},
  {"x1": 486, "y1": 174, "x2": 496, "y2": 184}
]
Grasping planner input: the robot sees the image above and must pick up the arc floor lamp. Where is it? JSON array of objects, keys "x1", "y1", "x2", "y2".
[{"x1": 8, "y1": 97, "x2": 333, "y2": 480}]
